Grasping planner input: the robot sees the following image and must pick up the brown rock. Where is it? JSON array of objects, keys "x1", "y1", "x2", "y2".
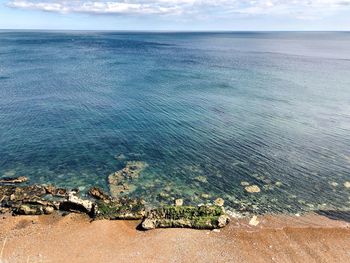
[{"x1": 0, "y1": 176, "x2": 28, "y2": 184}]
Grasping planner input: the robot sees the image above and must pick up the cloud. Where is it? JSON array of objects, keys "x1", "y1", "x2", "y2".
[{"x1": 6, "y1": 0, "x2": 350, "y2": 18}]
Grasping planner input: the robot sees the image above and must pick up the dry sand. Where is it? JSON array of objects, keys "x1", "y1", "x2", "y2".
[{"x1": 0, "y1": 212, "x2": 350, "y2": 263}]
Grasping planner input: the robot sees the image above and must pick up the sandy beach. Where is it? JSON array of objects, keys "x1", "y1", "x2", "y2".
[{"x1": 1, "y1": 212, "x2": 350, "y2": 263}]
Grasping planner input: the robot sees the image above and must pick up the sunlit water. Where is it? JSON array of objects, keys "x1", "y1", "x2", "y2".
[{"x1": 1, "y1": 31, "x2": 350, "y2": 214}]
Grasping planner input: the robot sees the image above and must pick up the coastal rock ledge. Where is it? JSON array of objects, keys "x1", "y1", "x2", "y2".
[
  {"x1": 141, "y1": 205, "x2": 230, "y2": 230},
  {"x1": 0, "y1": 177, "x2": 231, "y2": 230}
]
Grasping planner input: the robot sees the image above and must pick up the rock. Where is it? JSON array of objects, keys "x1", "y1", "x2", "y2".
[
  {"x1": 0, "y1": 185, "x2": 46, "y2": 204},
  {"x1": 194, "y1": 176, "x2": 208, "y2": 183},
  {"x1": 43, "y1": 206, "x2": 55, "y2": 214},
  {"x1": 95, "y1": 197, "x2": 145, "y2": 220},
  {"x1": 226, "y1": 210, "x2": 243, "y2": 219},
  {"x1": 240, "y1": 181, "x2": 250, "y2": 186},
  {"x1": 344, "y1": 182, "x2": 350, "y2": 188},
  {"x1": 88, "y1": 187, "x2": 111, "y2": 202},
  {"x1": 218, "y1": 215, "x2": 230, "y2": 228},
  {"x1": 115, "y1": 154, "x2": 126, "y2": 160},
  {"x1": 108, "y1": 161, "x2": 148, "y2": 198},
  {"x1": 249, "y1": 215, "x2": 260, "y2": 226},
  {"x1": 329, "y1": 182, "x2": 338, "y2": 187},
  {"x1": 0, "y1": 176, "x2": 28, "y2": 184},
  {"x1": 13, "y1": 201, "x2": 56, "y2": 215},
  {"x1": 159, "y1": 192, "x2": 170, "y2": 198},
  {"x1": 175, "y1": 199, "x2": 183, "y2": 206},
  {"x1": 214, "y1": 198, "x2": 225, "y2": 207},
  {"x1": 59, "y1": 192, "x2": 96, "y2": 216},
  {"x1": 44, "y1": 185, "x2": 67, "y2": 197},
  {"x1": 201, "y1": 193, "x2": 210, "y2": 199},
  {"x1": 275, "y1": 182, "x2": 283, "y2": 187},
  {"x1": 16, "y1": 204, "x2": 41, "y2": 215},
  {"x1": 141, "y1": 205, "x2": 230, "y2": 230},
  {"x1": 245, "y1": 185, "x2": 261, "y2": 193},
  {"x1": 141, "y1": 218, "x2": 156, "y2": 230}
]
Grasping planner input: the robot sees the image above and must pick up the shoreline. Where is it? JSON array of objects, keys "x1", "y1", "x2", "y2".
[{"x1": 1, "y1": 212, "x2": 350, "y2": 262}]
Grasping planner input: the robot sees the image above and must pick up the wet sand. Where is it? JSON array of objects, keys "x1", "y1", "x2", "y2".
[{"x1": 0, "y1": 212, "x2": 350, "y2": 263}]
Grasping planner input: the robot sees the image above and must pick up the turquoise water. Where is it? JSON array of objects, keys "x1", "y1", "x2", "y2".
[{"x1": 0, "y1": 31, "x2": 350, "y2": 214}]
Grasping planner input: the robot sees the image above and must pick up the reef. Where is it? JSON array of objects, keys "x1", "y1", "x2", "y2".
[
  {"x1": 108, "y1": 161, "x2": 148, "y2": 198},
  {"x1": 0, "y1": 176, "x2": 230, "y2": 230}
]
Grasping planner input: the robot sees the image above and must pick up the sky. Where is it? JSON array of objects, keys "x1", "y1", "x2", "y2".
[{"x1": 0, "y1": 0, "x2": 350, "y2": 30}]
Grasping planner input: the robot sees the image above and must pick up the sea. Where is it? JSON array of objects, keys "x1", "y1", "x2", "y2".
[{"x1": 1, "y1": 31, "x2": 350, "y2": 215}]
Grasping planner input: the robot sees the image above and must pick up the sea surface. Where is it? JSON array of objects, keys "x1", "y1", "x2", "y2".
[{"x1": 0, "y1": 31, "x2": 350, "y2": 214}]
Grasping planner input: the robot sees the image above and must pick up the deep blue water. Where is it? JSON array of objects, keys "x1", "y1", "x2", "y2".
[{"x1": 1, "y1": 31, "x2": 350, "y2": 214}]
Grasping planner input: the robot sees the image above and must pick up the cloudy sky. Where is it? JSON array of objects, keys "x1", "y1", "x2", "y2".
[{"x1": 1, "y1": 0, "x2": 350, "y2": 30}]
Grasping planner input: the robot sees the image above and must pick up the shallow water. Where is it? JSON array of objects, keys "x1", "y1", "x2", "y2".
[{"x1": 0, "y1": 31, "x2": 350, "y2": 214}]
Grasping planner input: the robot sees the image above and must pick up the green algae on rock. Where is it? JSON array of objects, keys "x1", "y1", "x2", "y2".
[
  {"x1": 88, "y1": 186, "x2": 145, "y2": 220},
  {"x1": 141, "y1": 205, "x2": 230, "y2": 230},
  {"x1": 95, "y1": 198, "x2": 145, "y2": 220}
]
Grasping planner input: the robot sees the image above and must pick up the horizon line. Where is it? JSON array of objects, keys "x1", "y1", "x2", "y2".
[{"x1": 1, "y1": 29, "x2": 350, "y2": 33}]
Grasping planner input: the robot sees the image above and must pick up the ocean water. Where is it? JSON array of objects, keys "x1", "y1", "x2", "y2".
[{"x1": 0, "y1": 31, "x2": 350, "y2": 214}]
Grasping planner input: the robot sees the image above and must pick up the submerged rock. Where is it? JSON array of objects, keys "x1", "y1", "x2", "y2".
[
  {"x1": 115, "y1": 154, "x2": 126, "y2": 160},
  {"x1": 240, "y1": 181, "x2": 250, "y2": 186},
  {"x1": 0, "y1": 176, "x2": 28, "y2": 184},
  {"x1": 245, "y1": 185, "x2": 261, "y2": 193},
  {"x1": 141, "y1": 205, "x2": 230, "y2": 230},
  {"x1": 344, "y1": 182, "x2": 350, "y2": 188},
  {"x1": 108, "y1": 161, "x2": 148, "y2": 198},
  {"x1": 201, "y1": 193, "x2": 210, "y2": 199},
  {"x1": 329, "y1": 182, "x2": 338, "y2": 187},
  {"x1": 159, "y1": 192, "x2": 170, "y2": 198},
  {"x1": 194, "y1": 176, "x2": 208, "y2": 183}
]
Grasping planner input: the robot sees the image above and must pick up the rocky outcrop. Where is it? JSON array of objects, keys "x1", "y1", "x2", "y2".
[
  {"x1": 0, "y1": 183, "x2": 232, "y2": 231},
  {"x1": 0, "y1": 176, "x2": 28, "y2": 184},
  {"x1": 59, "y1": 192, "x2": 96, "y2": 216},
  {"x1": 0, "y1": 185, "x2": 58, "y2": 215},
  {"x1": 141, "y1": 205, "x2": 230, "y2": 230}
]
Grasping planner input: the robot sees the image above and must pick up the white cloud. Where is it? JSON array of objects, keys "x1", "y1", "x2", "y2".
[{"x1": 6, "y1": 0, "x2": 350, "y2": 18}]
